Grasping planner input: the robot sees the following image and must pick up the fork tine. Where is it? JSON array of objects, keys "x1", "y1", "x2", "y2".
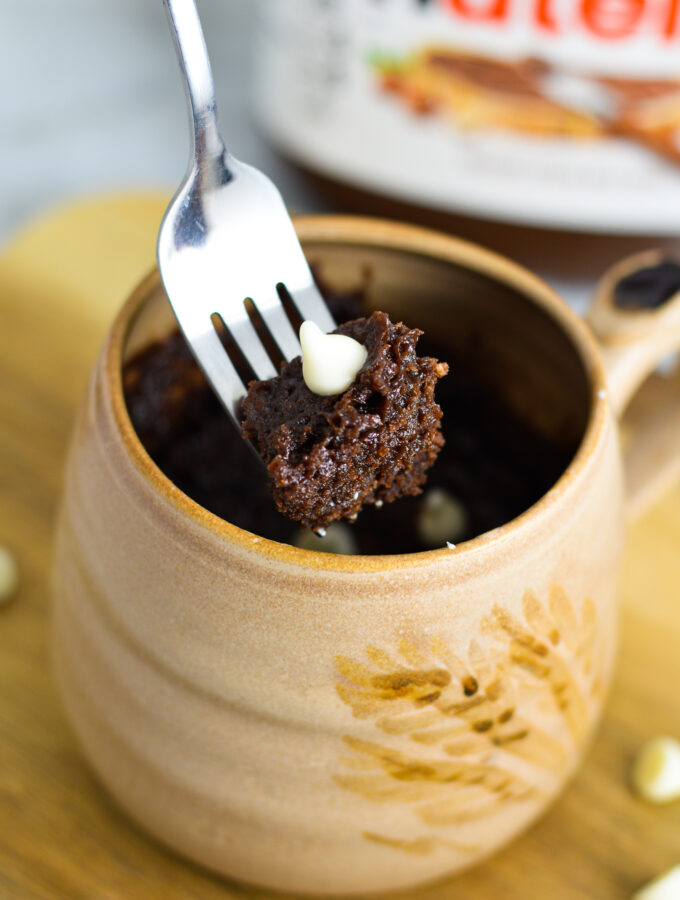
[
  {"x1": 250, "y1": 294, "x2": 301, "y2": 363},
  {"x1": 161, "y1": 0, "x2": 343, "y2": 455},
  {"x1": 186, "y1": 327, "x2": 247, "y2": 429},
  {"x1": 287, "y1": 282, "x2": 336, "y2": 333},
  {"x1": 220, "y1": 311, "x2": 278, "y2": 381}
]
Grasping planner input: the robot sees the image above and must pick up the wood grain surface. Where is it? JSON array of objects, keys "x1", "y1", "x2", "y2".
[{"x1": 0, "y1": 194, "x2": 679, "y2": 900}]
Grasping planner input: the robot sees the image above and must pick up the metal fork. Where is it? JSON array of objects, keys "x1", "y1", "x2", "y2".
[{"x1": 158, "y1": 0, "x2": 335, "y2": 432}]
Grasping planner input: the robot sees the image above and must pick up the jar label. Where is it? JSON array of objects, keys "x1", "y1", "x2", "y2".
[{"x1": 255, "y1": 0, "x2": 680, "y2": 232}]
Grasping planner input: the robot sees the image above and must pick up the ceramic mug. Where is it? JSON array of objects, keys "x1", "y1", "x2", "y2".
[{"x1": 52, "y1": 219, "x2": 680, "y2": 895}]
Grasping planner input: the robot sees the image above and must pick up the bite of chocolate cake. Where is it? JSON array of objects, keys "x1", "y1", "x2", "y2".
[{"x1": 241, "y1": 311, "x2": 449, "y2": 531}]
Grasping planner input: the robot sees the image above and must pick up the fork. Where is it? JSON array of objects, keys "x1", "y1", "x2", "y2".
[{"x1": 158, "y1": 0, "x2": 336, "y2": 433}]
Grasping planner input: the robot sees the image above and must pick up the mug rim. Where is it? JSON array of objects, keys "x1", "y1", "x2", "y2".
[{"x1": 105, "y1": 215, "x2": 609, "y2": 572}]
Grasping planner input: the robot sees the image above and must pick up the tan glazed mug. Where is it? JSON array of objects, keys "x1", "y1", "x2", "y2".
[{"x1": 52, "y1": 219, "x2": 680, "y2": 895}]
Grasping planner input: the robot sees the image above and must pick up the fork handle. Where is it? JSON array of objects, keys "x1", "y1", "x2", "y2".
[{"x1": 162, "y1": 0, "x2": 230, "y2": 179}]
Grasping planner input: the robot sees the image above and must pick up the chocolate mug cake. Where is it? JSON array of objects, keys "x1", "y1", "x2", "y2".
[
  {"x1": 61, "y1": 218, "x2": 677, "y2": 894},
  {"x1": 123, "y1": 280, "x2": 572, "y2": 553}
]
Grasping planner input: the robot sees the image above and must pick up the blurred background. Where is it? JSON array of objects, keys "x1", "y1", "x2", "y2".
[
  {"x1": 6, "y1": 0, "x2": 677, "y2": 311},
  {"x1": 0, "y1": 0, "x2": 324, "y2": 244}
]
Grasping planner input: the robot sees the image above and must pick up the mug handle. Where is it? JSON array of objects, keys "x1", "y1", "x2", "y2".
[{"x1": 587, "y1": 250, "x2": 680, "y2": 521}]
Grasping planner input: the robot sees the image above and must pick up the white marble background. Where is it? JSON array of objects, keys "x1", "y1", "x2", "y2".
[{"x1": 0, "y1": 0, "x2": 326, "y2": 244}]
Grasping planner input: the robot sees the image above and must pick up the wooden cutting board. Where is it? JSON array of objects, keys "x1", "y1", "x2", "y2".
[{"x1": 1, "y1": 194, "x2": 679, "y2": 900}]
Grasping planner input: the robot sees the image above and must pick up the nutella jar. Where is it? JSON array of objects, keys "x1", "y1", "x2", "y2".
[{"x1": 254, "y1": 0, "x2": 680, "y2": 286}]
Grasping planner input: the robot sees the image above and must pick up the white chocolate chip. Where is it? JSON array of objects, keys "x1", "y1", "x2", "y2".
[
  {"x1": 633, "y1": 865, "x2": 680, "y2": 899},
  {"x1": 632, "y1": 736, "x2": 680, "y2": 803},
  {"x1": 417, "y1": 488, "x2": 468, "y2": 548},
  {"x1": 294, "y1": 522, "x2": 357, "y2": 555},
  {"x1": 299, "y1": 320, "x2": 368, "y2": 396},
  {"x1": 446, "y1": 541, "x2": 456, "y2": 550},
  {"x1": 0, "y1": 546, "x2": 19, "y2": 605},
  {"x1": 657, "y1": 352, "x2": 679, "y2": 377}
]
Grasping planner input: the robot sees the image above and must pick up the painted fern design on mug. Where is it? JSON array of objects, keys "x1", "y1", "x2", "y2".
[
  {"x1": 487, "y1": 586, "x2": 602, "y2": 741},
  {"x1": 334, "y1": 585, "x2": 602, "y2": 847}
]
